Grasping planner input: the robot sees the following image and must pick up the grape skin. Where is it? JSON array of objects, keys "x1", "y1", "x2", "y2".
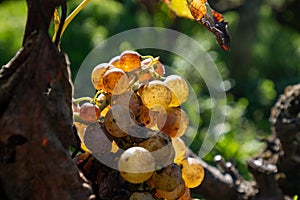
[
  {"x1": 119, "y1": 50, "x2": 141, "y2": 72},
  {"x1": 164, "y1": 75, "x2": 189, "y2": 107},
  {"x1": 79, "y1": 102, "x2": 100, "y2": 123},
  {"x1": 138, "y1": 80, "x2": 172, "y2": 111},
  {"x1": 139, "y1": 131, "x2": 175, "y2": 167},
  {"x1": 118, "y1": 147, "x2": 155, "y2": 184},
  {"x1": 172, "y1": 137, "x2": 187, "y2": 164},
  {"x1": 155, "y1": 178, "x2": 186, "y2": 200},
  {"x1": 151, "y1": 163, "x2": 182, "y2": 192},
  {"x1": 181, "y1": 157, "x2": 205, "y2": 188},
  {"x1": 103, "y1": 67, "x2": 129, "y2": 95},
  {"x1": 157, "y1": 107, "x2": 189, "y2": 138},
  {"x1": 91, "y1": 63, "x2": 114, "y2": 91}
]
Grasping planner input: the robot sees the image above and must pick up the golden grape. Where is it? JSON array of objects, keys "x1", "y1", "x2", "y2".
[
  {"x1": 172, "y1": 137, "x2": 187, "y2": 164},
  {"x1": 91, "y1": 63, "x2": 114, "y2": 91},
  {"x1": 103, "y1": 67, "x2": 129, "y2": 95},
  {"x1": 138, "y1": 80, "x2": 172, "y2": 111},
  {"x1": 181, "y1": 157, "x2": 205, "y2": 188},
  {"x1": 119, "y1": 50, "x2": 141, "y2": 72},
  {"x1": 129, "y1": 192, "x2": 154, "y2": 200},
  {"x1": 157, "y1": 107, "x2": 189, "y2": 138},
  {"x1": 164, "y1": 75, "x2": 189, "y2": 107}
]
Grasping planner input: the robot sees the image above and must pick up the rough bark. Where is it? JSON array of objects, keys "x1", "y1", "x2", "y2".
[{"x1": 0, "y1": 0, "x2": 92, "y2": 199}]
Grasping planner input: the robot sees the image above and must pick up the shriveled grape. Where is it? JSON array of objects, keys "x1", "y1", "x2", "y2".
[
  {"x1": 118, "y1": 147, "x2": 155, "y2": 184},
  {"x1": 103, "y1": 68, "x2": 129, "y2": 95},
  {"x1": 91, "y1": 63, "x2": 114, "y2": 91},
  {"x1": 164, "y1": 75, "x2": 189, "y2": 107},
  {"x1": 181, "y1": 157, "x2": 205, "y2": 188}
]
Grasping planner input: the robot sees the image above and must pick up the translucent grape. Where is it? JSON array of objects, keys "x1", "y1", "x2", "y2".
[
  {"x1": 181, "y1": 157, "x2": 205, "y2": 188},
  {"x1": 118, "y1": 147, "x2": 155, "y2": 184},
  {"x1": 139, "y1": 131, "x2": 175, "y2": 167},
  {"x1": 104, "y1": 105, "x2": 135, "y2": 138},
  {"x1": 138, "y1": 80, "x2": 172, "y2": 111},
  {"x1": 119, "y1": 50, "x2": 141, "y2": 72},
  {"x1": 151, "y1": 163, "x2": 182, "y2": 191},
  {"x1": 157, "y1": 107, "x2": 189, "y2": 138},
  {"x1": 91, "y1": 63, "x2": 114, "y2": 91},
  {"x1": 79, "y1": 102, "x2": 100, "y2": 123},
  {"x1": 103, "y1": 68, "x2": 129, "y2": 95},
  {"x1": 109, "y1": 55, "x2": 121, "y2": 69},
  {"x1": 172, "y1": 137, "x2": 187, "y2": 164},
  {"x1": 164, "y1": 75, "x2": 189, "y2": 107},
  {"x1": 138, "y1": 105, "x2": 166, "y2": 129}
]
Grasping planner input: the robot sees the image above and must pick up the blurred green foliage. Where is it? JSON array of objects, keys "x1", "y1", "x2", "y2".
[{"x1": 1, "y1": 0, "x2": 300, "y2": 181}]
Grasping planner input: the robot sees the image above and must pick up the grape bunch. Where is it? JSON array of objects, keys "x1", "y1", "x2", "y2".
[{"x1": 73, "y1": 50, "x2": 204, "y2": 200}]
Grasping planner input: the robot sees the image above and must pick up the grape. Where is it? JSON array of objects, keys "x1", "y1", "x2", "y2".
[
  {"x1": 151, "y1": 163, "x2": 182, "y2": 191},
  {"x1": 118, "y1": 147, "x2": 155, "y2": 184},
  {"x1": 79, "y1": 102, "x2": 100, "y2": 123},
  {"x1": 139, "y1": 59, "x2": 165, "y2": 82},
  {"x1": 83, "y1": 123, "x2": 112, "y2": 155},
  {"x1": 104, "y1": 105, "x2": 135, "y2": 138},
  {"x1": 172, "y1": 137, "x2": 187, "y2": 164},
  {"x1": 139, "y1": 131, "x2": 175, "y2": 167},
  {"x1": 164, "y1": 75, "x2": 189, "y2": 107},
  {"x1": 109, "y1": 55, "x2": 121, "y2": 69},
  {"x1": 129, "y1": 192, "x2": 154, "y2": 200},
  {"x1": 119, "y1": 50, "x2": 141, "y2": 72},
  {"x1": 138, "y1": 80, "x2": 172, "y2": 111},
  {"x1": 103, "y1": 67, "x2": 129, "y2": 95},
  {"x1": 181, "y1": 157, "x2": 205, "y2": 188},
  {"x1": 155, "y1": 178, "x2": 186, "y2": 200},
  {"x1": 111, "y1": 91, "x2": 143, "y2": 117},
  {"x1": 157, "y1": 107, "x2": 189, "y2": 138},
  {"x1": 91, "y1": 63, "x2": 114, "y2": 91}
]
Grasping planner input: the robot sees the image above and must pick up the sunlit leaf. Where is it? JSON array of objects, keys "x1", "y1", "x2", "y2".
[{"x1": 163, "y1": 0, "x2": 194, "y2": 20}]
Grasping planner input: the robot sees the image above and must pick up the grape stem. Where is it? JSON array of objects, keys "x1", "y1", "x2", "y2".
[{"x1": 73, "y1": 97, "x2": 93, "y2": 104}]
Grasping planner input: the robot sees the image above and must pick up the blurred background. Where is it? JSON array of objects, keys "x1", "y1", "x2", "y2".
[{"x1": 1, "y1": 0, "x2": 300, "y2": 180}]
